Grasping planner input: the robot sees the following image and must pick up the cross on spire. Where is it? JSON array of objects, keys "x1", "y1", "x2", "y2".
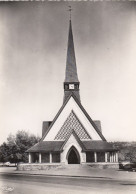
[{"x1": 68, "y1": 6, "x2": 72, "y2": 20}]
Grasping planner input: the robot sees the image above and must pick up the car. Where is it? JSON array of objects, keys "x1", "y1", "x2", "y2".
[
  {"x1": 119, "y1": 161, "x2": 136, "y2": 171},
  {"x1": 4, "y1": 162, "x2": 10, "y2": 166}
]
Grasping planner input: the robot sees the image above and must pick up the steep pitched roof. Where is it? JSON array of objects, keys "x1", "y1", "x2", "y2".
[{"x1": 41, "y1": 93, "x2": 106, "y2": 142}]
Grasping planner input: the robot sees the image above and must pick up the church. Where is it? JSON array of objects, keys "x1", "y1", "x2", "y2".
[{"x1": 25, "y1": 18, "x2": 119, "y2": 168}]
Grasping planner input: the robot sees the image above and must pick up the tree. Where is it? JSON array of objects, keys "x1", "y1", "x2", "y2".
[
  {"x1": 0, "y1": 142, "x2": 9, "y2": 164},
  {"x1": 111, "y1": 141, "x2": 136, "y2": 162},
  {"x1": 0, "y1": 130, "x2": 40, "y2": 164}
]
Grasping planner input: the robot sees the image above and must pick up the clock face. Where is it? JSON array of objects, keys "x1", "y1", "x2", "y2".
[{"x1": 69, "y1": 84, "x2": 74, "y2": 89}]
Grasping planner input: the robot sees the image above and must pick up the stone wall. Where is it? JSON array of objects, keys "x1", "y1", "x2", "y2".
[
  {"x1": 17, "y1": 162, "x2": 119, "y2": 171},
  {"x1": 87, "y1": 162, "x2": 119, "y2": 169},
  {"x1": 17, "y1": 163, "x2": 61, "y2": 171}
]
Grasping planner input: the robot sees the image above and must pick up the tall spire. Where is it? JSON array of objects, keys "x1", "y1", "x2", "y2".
[
  {"x1": 65, "y1": 20, "x2": 79, "y2": 83},
  {"x1": 63, "y1": 19, "x2": 80, "y2": 103}
]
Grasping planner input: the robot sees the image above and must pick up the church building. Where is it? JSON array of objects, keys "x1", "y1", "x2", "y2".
[{"x1": 26, "y1": 19, "x2": 119, "y2": 168}]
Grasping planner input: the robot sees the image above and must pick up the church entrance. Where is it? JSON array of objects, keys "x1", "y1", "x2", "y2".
[{"x1": 67, "y1": 146, "x2": 80, "y2": 164}]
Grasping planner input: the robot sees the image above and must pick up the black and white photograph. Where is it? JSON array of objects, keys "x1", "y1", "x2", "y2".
[{"x1": 0, "y1": 1, "x2": 136, "y2": 194}]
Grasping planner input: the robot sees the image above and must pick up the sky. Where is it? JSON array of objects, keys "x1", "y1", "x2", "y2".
[{"x1": 0, "y1": 1, "x2": 136, "y2": 144}]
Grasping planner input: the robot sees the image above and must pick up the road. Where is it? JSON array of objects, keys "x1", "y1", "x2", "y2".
[{"x1": 0, "y1": 173, "x2": 136, "y2": 194}]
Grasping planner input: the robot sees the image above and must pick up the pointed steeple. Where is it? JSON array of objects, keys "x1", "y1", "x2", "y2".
[
  {"x1": 65, "y1": 20, "x2": 79, "y2": 83},
  {"x1": 63, "y1": 20, "x2": 80, "y2": 103}
]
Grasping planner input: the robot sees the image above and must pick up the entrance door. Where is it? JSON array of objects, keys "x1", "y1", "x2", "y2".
[{"x1": 68, "y1": 147, "x2": 80, "y2": 164}]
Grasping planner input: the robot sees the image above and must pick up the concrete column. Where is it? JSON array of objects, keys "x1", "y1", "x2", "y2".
[
  {"x1": 29, "y1": 153, "x2": 31, "y2": 163},
  {"x1": 49, "y1": 152, "x2": 52, "y2": 163},
  {"x1": 105, "y1": 152, "x2": 108, "y2": 163},
  {"x1": 116, "y1": 152, "x2": 118, "y2": 162},
  {"x1": 39, "y1": 153, "x2": 41, "y2": 163},
  {"x1": 94, "y1": 152, "x2": 97, "y2": 163}
]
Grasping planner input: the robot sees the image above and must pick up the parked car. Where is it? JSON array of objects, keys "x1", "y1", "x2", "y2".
[
  {"x1": 119, "y1": 161, "x2": 136, "y2": 171},
  {"x1": 4, "y1": 162, "x2": 10, "y2": 166}
]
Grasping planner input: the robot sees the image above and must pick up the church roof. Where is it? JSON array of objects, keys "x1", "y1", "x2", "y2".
[
  {"x1": 26, "y1": 140, "x2": 117, "y2": 153},
  {"x1": 41, "y1": 92, "x2": 106, "y2": 142},
  {"x1": 82, "y1": 141, "x2": 118, "y2": 151},
  {"x1": 26, "y1": 141, "x2": 64, "y2": 152},
  {"x1": 65, "y1": 20, "x2": 79, "y2": 82}
]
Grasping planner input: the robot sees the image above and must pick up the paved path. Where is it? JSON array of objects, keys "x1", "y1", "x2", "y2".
[
  {"x1": 0, "y1": 165, "x2": 136, "y2": 181},
  {"x1": 0, "y1": 172, "x2": 136, "y2": 194}
]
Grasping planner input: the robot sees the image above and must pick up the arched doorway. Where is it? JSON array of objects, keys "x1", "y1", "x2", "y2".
[{"x1": 67, "y1": 146, "x2": 80, "y2": 164}]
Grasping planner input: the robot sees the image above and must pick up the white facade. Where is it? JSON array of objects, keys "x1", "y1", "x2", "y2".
[{"x1": 44, "y1": 96, "x2": 102, "y2": 141}]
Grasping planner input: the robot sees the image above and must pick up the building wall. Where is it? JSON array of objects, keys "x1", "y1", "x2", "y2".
[{"x1": 42, "y1": 121, "x2": 52, "y2": 137}]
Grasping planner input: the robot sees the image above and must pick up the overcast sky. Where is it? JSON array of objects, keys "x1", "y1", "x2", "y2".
[{"x1": 0, "y1": 1, "x2": 136, "y2": 144}]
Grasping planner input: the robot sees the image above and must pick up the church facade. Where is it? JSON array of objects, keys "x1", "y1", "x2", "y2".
[{"x1": 26, "y1": 20, "x2": 119, "y2": 167}]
